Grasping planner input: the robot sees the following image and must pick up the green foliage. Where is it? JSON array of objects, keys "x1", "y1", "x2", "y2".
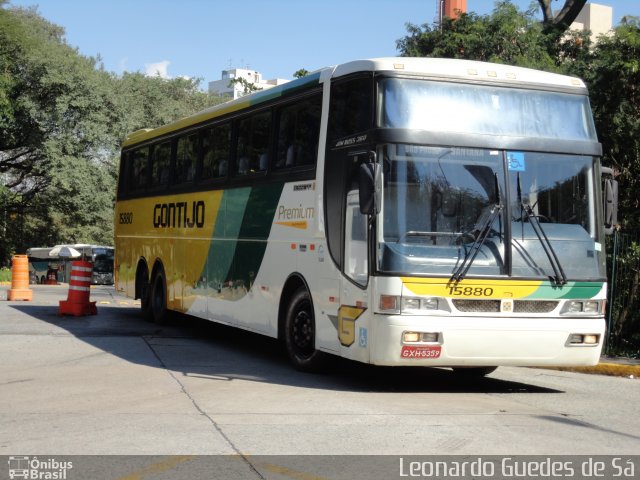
[
  {"x1": 293, "y1": 69, "x2": 309, "y2": 79},
  {"x1": 228, "y1": 77, "x2": 262, "y2": 96},
  {"x1": 397, "y1": 1, "x2": 558, "y2": 70},
  {"x1": 575, "y1": 22, "x2": 640, "y2": 230},
  {"x1": 0, "y1": 267, "x2": 11, "y2": 282},
  {"x1": 0, "y1": 266, "x2": 10, "y2": 282},
  {"x1": 0, "y1": 5, "x2": 225, "y2": 263}
]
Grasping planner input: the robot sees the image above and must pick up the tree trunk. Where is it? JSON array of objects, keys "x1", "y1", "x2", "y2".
[{"x1": 538, "y1": 0, "x2": 588, "y2": 37}]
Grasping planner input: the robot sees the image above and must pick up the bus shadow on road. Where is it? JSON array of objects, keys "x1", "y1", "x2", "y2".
[{"x1": 9, "y1": 303, "x2": 562, "y2": 395}]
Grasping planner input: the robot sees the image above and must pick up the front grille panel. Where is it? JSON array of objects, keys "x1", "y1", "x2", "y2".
[
  {"x1": 452, "y1": 299, "x2": 559, "y2": 313},
  {"x1": 452, "y1": 299, "x2": 500, "y2": 313}
]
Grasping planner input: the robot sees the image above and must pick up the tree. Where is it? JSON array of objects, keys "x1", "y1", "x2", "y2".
[
  {"x1": 397, "y1": 1, "x2": 557, "y2": 70},
  {"x1": 228, "y1": 77, "x2": 262, "y2": 96},
  {"x1": 0, "y1": 4, "x2": 226, "y2": 262},
  {"x1": 293, "y1": 68, "x2": 309, "y2": 78},
  {"x1": 537, "y1": 0, "x2": 587, "y2": 38},
  {"x1": 574, "y1": 20, "x2": 640, "y2": 230}
]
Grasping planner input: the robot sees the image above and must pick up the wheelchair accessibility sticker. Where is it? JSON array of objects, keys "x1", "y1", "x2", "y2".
[{"x1": 507, "y1": 151, "x2": 526, "y2": 172}]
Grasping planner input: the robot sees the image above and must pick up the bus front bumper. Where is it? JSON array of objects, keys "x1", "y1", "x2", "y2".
[{"x1": 369, "y1": 314, "x2": 605, "y2": 367}]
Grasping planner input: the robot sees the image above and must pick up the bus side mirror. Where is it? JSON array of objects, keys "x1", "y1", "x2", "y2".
[
  {"x1": 602, "y1": 167, "x2": 618, "y2": 234},
  {"x1": 358, "y1": 161, "x2": 381, "y2": 215}
]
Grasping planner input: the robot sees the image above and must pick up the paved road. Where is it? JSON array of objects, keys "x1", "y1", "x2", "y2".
[{"x1": 0, "y1": 285, "x2": 638, "y2": 460}]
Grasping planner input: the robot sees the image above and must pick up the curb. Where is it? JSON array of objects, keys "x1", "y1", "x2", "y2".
[{"x1": 545, "y1": 362, "x2": 639, "y2": 378}]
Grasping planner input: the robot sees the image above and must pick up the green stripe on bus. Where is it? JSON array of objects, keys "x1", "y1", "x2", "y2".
[
  {"x1": 526, "y1": 281, "x2": 604, "y2": 300},
  {"x1": 227, "y1": 182, "x2": 285, "y2": 296},
  {"x1": 203, "y1": 188, "x2": 252, "y2": 293},
  {"x1": 201, "y1": 183, "x2": 284, "y2": 300}
]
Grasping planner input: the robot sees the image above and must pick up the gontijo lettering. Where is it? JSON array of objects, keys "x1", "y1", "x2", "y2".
[{"x1": 153, "y1": 201, "x2": 205, "y2": 228}]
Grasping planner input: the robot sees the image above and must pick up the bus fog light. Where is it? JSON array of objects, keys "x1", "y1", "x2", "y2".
[
  {"x1": 421, "y1": 332, "x2": 439, "y2": 342},
  {"x1": 584, "y1": 334, "x2": 599, "y2": 345},
  {"x1": 568, "y1": 334, "x2": 584, "y2": 344},
  {"x1": 403, "y1": 331, "x2": 420, "y2": 343}
]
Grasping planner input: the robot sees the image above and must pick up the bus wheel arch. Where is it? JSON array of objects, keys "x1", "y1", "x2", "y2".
[{"x1": 279, "y1": 274, "x2": 329, "y2": 372}]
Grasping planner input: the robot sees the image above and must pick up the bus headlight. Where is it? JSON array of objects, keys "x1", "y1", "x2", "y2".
[
  {"x1": 379, "y1": 295, "x2": 450, "y2": 314},
  {"x1": 561, "y1": 300, "x2": 603, "y2": 315},
  {"x1": 584, "y1": 301, "x2": 600, "y2": 313},
  {"x1": 401, "y1": 296, "x2": 449, "y2": 313}
]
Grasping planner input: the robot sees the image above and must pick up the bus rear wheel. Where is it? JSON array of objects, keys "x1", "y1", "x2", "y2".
[
  {"x1": 284, "y1": 288, "x2": 328, "y2": 372},
  {"x1": 137, "y1": 264, "x2": 153, "y2": 322},
  {"x1": 150, "y1": 270, "x2": 170, "y2": 325}
]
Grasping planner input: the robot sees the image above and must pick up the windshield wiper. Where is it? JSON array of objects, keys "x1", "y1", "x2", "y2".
[
  {"x1": 451, "y1": 204, "x2": 502, "y2": 282},
  {"x1": 517, "y1": 174, "x2": 567, "y2": 286},
  {"x1": 451, "y1": 173, "x2": 503, "y2": 283}
]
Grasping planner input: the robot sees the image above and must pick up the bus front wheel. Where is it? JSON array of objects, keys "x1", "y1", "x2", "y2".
[{"x1": 284, "y1": 288, "x2": 328, "y2": 372}]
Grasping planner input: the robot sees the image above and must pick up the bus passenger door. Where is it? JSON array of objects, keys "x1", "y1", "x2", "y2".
[{"x1": 338, "y1": 189, "x2": 371, "y2": 363}]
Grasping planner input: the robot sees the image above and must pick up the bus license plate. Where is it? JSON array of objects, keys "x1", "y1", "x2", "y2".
[{"x1": 401, "y1": 345, "x2": 441, "y2": 359}]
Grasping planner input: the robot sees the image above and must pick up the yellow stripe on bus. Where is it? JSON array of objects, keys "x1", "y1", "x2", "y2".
[{"x1": 401, "y1": 277, "x2": 543, "y2": 299}]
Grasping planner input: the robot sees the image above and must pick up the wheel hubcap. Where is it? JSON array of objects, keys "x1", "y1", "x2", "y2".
[{"x1": 292, "y1": 304, "x2": 313, "y2": 357}]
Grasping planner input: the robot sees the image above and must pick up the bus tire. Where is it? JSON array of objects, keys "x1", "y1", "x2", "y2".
[
  {"x1": 137, "y1": 263, "x2": 153, "y2": 322},
  {"x1": 452, "y1": 366, "x2": 497, "y2": 377},
  {"x1": 140, "y1": 281, "x2": 153, "y2": 322},
  {"x1": 150, "y1": 269, "x2": 170, "y2": 325},
  {"x1": 284, "y1": 287, "x2": 328, "y2": 372}
]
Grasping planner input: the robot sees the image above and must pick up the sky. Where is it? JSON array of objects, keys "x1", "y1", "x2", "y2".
[{"x1": 6, "y1": 0, "x2": 640, "y2": 89}]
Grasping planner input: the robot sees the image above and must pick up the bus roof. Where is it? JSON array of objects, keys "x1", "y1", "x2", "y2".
[{"x1": 122, "y1": 57, "x2": 587, "y2": 149}]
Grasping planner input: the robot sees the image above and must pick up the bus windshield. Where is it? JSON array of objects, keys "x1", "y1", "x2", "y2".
[
  {"x1": 377, "y1": 144, "x2": 605, "y2": 281},
  {"x1": 378, "y1": 77, "x2": 597, "y2": 141}
]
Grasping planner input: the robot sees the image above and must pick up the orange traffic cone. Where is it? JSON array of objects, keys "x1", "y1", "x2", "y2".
[
  {"x1": 59, "y1": 260, "x2": 97, "y2": 316},
  {"x1": 8, "y1": 255, "x2": 33, "y2": 301}
]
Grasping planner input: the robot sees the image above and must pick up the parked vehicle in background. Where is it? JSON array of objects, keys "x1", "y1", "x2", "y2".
[{"x1": 27, "y1": 245, "x2": 114, "y2": 285}]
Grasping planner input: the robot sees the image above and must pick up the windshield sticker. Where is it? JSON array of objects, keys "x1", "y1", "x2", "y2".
[{"x1": 507, "y1": 152, "x2": 526, "y2": 171}]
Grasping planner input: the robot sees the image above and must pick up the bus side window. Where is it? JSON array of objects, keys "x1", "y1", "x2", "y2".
[
  {"x1": 275, "y1": 94, "x2": 321, "y2": 170},
  {"x1": 129, "y1": 147, "x2": 150, "y2": 194},
  {"x1": 236, "y1": 111, "x2": 271, "y2": 176},
  {"x1": 328, "y1": 76, "x2": 373, "y2": 142},
  {"x1": 201, "y1": 124, "x2": 231, "y2": 181},
  {"x1": 150, "y1": 141, "x2": 172, "y2": 188},
  {"x1": 175, "y1": 133, "x2": 198, "y2": 185}
]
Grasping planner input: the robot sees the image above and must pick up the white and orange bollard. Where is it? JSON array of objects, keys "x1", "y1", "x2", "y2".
[
  {"x1": 59, "y1": 260, "x2": 97, "y2": 316},
  {"x1": 8, "y1": 254, "x2": 33, "y2": 301}
]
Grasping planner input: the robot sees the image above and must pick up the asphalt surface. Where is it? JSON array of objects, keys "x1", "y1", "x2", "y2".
[{"x1": 0, "y1": 284, "x2": 638, "y2": 480}]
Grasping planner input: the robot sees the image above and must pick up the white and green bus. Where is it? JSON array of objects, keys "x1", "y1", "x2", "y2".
[{"x1": 115, "y1": 58, "x2": 616, "y2": 375}]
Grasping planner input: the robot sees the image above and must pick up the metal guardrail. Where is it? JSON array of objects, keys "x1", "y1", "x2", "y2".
[{"x1": 606, "y1": 229, "x2": 640, "y2": 356}]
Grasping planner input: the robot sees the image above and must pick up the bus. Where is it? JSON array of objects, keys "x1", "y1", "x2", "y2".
[
  {"x1": 27, "y1": 245, "x2": 114, "y2": 285},
  {"x1": 115, "y1": 57, "x2": 616, "y2": 375}
]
